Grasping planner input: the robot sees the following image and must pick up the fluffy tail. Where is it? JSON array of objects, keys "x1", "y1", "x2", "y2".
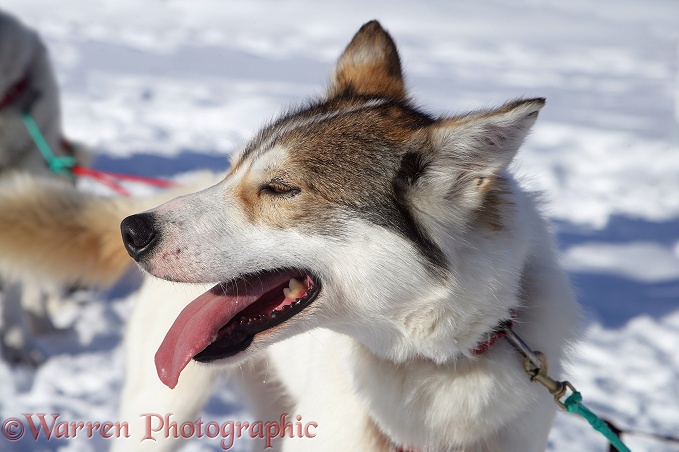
[{"x1": 0, "y1": 172, "x2": 210, "y2": 287}]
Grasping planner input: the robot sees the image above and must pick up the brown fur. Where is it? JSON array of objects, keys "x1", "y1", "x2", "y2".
[
  {"x1": 0, "y1": 173, "x2": 209, "y2": 287},
  {"x1": 328, "y1": 20, "x2": 406, "y2": 100},
  {"x1": 476, "y1": 175, "x2": 513, "y2": 231},
  {"x1": 231, "y1": 101, "x2": 437, "y2": 247},
  {"x1": 0, "y1": 174, "x2": 137, "y2": 286}
]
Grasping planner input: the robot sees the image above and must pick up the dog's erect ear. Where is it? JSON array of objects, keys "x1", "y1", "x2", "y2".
[
  {"x1": 328, "y1": 20, "x2": 406, "y2": 100},
  {"x1": 402, "y1": 98, "x2": 545, "y2": 220}
]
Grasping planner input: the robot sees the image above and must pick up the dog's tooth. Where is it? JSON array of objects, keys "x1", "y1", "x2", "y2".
[
  {"x1": 289, "y1": 277, "x2": 306, "y2": 291},
  {"x1": 285, "y1": 277, "x2": 306, "y2": 299}
]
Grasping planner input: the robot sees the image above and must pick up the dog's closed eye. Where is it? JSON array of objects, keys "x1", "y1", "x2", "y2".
[{"x1": 260, "y1": 179, "x2": 301, "y2": 197}]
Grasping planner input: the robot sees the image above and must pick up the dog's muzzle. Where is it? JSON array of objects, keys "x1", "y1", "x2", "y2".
[{"x1": 121, "y1": 213, "x2": 158, "y2": 260}]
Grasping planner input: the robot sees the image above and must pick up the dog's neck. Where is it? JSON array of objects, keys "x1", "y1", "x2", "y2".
[
  {"x1": 363, "y1": 327, "x2": 513, "y2": 452},
  {"x1": 351, "y1": 334, "x2": 520, "y2": 451}
]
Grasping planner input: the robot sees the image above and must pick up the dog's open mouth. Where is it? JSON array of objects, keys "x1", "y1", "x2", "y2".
[{"x1": 155, "y1": 269, "x2": 321, "y2": 389}]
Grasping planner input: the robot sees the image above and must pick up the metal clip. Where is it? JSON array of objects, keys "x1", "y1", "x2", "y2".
[
  {"x1": 503, "y1": 326, "x2": 542, "y2": 370},
  {"x1": 522, "y1": 351, "x2": 576, "y2": 410},
  {"x1": 502, "y1": 327, "x2": 576, "y2": 410}
]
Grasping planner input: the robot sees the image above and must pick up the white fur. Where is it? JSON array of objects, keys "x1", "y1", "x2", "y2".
[{"x1": 113, "y1": 279, "x2": 218, "y2": 452}]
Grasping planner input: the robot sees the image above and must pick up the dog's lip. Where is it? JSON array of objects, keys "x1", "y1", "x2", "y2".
[
  {"x1": 154, "y1": 269, "x2": 320, "y2": 389},
  {"x1": 193, "y1": 273, "x2": 320, "y2": 364}
]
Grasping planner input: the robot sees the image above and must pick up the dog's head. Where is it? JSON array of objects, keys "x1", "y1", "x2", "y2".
[{"x1": 121, "y1": 21, "x2": 543, "y2": 388}]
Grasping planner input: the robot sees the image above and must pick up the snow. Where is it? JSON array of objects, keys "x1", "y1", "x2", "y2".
[
  {"x1": 1, "y1": 1, "x2": 678, "y2": 451},
  {"x1": 563, "y1": 241, "x2": 679, "y2": 283}
]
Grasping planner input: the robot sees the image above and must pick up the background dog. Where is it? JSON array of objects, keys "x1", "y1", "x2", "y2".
[{"x1": 0, "y1": 9, "x2": 91, "y2": 365}]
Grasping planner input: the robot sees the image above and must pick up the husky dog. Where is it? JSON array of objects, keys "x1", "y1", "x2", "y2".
[
  {"x1": 0, "y1": 9, "x2": 90, "y2": 364},
  {"x1": 116, "y1": 21, "x2": 580, "y2": 451}
]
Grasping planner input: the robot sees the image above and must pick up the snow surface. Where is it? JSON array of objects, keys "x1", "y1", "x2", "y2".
[{"x1": 1, "y1": 1, "x2": 678, "y2": 451}]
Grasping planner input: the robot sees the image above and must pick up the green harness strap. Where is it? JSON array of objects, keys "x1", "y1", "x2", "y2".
[
  {"x1": 503, "y1": 328, "x2": 633, "y2": 452},
  {"x1": 564, "y1": 392, "x2": 631, "y2": 452},
  {"x1": 22, "y1": 112, "x2": 76, "y2": 177}
]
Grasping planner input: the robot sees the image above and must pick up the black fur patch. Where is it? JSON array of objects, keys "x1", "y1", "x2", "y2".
[{"x1": 396, "y1": 151, "x2": 429, "y2": 186}]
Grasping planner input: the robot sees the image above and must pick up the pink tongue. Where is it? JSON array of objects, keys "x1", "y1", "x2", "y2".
[{"x1": 155, "y1": 282, "x2": 269, "y2": 389}]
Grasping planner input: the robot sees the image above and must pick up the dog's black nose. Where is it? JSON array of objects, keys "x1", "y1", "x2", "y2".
[{"x1": 121, "y1": 213, "x2": 158, "y2": 260}]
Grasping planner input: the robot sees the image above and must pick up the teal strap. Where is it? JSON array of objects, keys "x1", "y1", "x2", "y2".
[
  {"x1": 564, "y1": 392, "x2": 631, "y2": 452},
  {"x1": 22, "y1": 112, "x2": 75, "y2": 176}
]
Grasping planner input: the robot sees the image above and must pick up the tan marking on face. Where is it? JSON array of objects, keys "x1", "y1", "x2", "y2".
[
  {"x1": 234, "y1": 146, "x2": 316, "y2": 230},
  {"x1": 231, "y1": 101, "x2": 433, "y2": 235},
  {"x1": 235, "y1": 165, "x2": 259, "y2": 224}
]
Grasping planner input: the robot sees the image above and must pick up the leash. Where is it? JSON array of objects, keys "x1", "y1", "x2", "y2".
[
  {"x1": 601, "y1": 420, "x2": 679, "y2": 452},
  {"x1": 392, "y1": 317, "x2": 638, "y2": 452},
  {"x1": 2, "y1": 70, "x2": 176, "y2": 196},
  {"x1": 502, "y1": 326, "x2": 632, "y2": 452},
  {"x1": 21, "y1": 111, "x2": 176, "y2": 196}
]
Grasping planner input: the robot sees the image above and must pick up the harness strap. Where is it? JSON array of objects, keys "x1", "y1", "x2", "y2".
[
  {"x1": 21, "y1": 110, "x2": 177, "y2": 196},
  {"x1": 603, "y1": 418, "x2": 679, "y2": 451},
  {"x1": 563, "y1": 392, "x2": 631, "y2": 452},
  {"x1": 71, "y1": 165, "x2": 176, "y2": 196},
  {"x1": 21, "y1": 112, "x2": 76, "y2": 176},
  {"x1": 0, "y1": 74, "x2": 30, "y2": 109},
  {"x1": 502, "y1": 326, "x2": 632, "y2": 452},
  {"x1": 4, "y1": 64, "x2": 176, "y2": 194}
]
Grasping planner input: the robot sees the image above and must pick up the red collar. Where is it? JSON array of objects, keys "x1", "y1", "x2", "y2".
[
  {"x1": 0, "y1": 74, "x2": 30, "y2": 109},
  {"x1": 471, "y1": 317, "x2": 514, "y2": 356}
]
